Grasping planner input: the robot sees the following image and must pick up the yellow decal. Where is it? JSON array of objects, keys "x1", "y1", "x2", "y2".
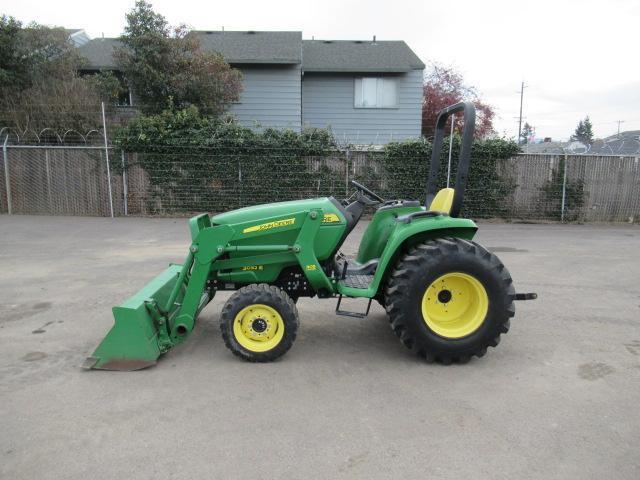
[
  {"x1": 241, "y1": 265, "x2": 264, "y2": 271},
  {"x1": 322, "y1": 213, "x2": 340, "y2": 223},
  {"x1": 242, "y1": 218, "x2": 295, "y2": 234},
  {"x1": 305, "y1": 264, "x2": 317, "y2": 271}
]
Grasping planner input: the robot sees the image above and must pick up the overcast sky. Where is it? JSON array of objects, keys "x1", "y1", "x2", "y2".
[{"x1": 4, "y1": 0, "x2": 639, "y2": 140}]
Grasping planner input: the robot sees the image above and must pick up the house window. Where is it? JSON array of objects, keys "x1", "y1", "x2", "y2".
[{"x1": 354, "y1": 77, "x2": 398, "y2": 108}]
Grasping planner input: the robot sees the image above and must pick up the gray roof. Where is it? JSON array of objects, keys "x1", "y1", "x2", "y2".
[
  {"x1": 77, "y1": 32, "x2": 301, "y2": 68},
  {"x1": 522, "y1": 131, "x2": 640, "y2": 156},
  {"x1": 78, "y1": 38, "x2": 121, "y2": 69},
  {"x1": 195, "y1": 31, "x2": 301, "y2": 63},
  {"x1": 77, "y1": 31, "x2": 425, "y2": 72},
  {"x1": 302, "y1": 40, "x2": 425, "y2": 72}
]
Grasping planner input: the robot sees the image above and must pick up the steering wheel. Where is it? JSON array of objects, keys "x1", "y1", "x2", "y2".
[{"x1": 350, "y1": 180, "x2": 385, "y2": 203}]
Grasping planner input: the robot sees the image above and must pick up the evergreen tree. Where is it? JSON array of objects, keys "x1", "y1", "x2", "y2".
[
  {"x1": 571, "y1": 116, "x2": 594, "y2": 144},
  {"x1": 115, "y1": 0, "x2": 242, "y2": 115},
  {"x1": 582, "y1": 116, "x2": 594, "y2": 143}
]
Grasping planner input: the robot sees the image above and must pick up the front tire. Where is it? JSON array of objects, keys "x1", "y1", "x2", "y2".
[
  {"x1": 220, "y1": 284, "x2": 299, "y2": 362},
  {"x1": 384, "y1": 238, "x2": 515, "y2": 364}
]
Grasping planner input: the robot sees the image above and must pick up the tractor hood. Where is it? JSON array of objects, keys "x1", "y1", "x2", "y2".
[{"x1": 211, "y1": 197, "x2": 345, "y2": 226}]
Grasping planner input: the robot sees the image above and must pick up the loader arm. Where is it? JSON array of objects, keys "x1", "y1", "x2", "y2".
[{"x1": 85, "y1": 210, "x2": 337, "y2": 370}]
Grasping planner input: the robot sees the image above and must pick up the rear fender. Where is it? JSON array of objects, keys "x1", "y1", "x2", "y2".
[{"x1": 367, "y1": 216, "x2": 477, "y2": 296}]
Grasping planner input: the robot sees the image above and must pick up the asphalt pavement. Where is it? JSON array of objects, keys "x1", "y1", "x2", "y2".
[{"x1": 1, "y1": 215, "x2": 639, "y2": 479}]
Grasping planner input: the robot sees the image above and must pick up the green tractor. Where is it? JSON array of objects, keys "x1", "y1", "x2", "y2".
[{"x1": 84, "y1": 102, "x2": 535, "y2": 370}]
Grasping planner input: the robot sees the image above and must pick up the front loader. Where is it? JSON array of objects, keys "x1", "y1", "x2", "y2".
[{"x1": 84, "y1": 102, "x2": 536, "y2": 370}]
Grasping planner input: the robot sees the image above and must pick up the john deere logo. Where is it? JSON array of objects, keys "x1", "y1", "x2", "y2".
[
  {"x1": 242, "y1": 218, "x2": 295, "y2": 234},
  {"x1": 322, "y1": 213, "x2": 340, "y2": 223}
]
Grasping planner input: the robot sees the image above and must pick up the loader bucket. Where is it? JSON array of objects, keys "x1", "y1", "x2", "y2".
[{"x1": 83, "y1": 264, "x2": 184, "y2": 371}]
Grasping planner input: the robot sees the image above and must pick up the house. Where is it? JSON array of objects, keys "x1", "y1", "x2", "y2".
[
  {"x1": 65, "y1": 29, "x2": 91, "y2": 47},
  {"x1": 77, "y1": 31, "x2": 425, "y2": 145}
]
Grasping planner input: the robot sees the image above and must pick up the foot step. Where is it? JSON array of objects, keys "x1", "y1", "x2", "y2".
[
  {"x1": 341, "y1": 274, "x2": 374, "y2": 289},
  {"x1": 335, "y1": 295, "x2": 372, "y2": 318}
]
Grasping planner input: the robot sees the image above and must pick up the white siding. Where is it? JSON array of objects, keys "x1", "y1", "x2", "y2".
[
  {"x1": 302, "y1": 69, "x2": 423, "y2": 145},
  {"x1": 228, "y1": 65, "x2": 301, "y2": 131}
]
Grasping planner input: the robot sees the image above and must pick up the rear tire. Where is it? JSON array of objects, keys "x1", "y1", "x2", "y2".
[
  {"x1": 384, "y1": 238, "x2": 515, "y2": 364},
  {"x1": 220, "y1": 284, "x2": 299, "y2": 362}
]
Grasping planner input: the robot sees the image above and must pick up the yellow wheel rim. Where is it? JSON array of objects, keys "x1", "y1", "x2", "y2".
[
  {"x1": 233, "y1": 304, "x2": 285, "y2": 352},
  {"x1": 421, "y1": 272, "x2": 489, "y2": 339}
]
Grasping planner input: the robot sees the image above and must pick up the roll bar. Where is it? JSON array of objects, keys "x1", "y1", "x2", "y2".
[{"x1": 425, "y1": 101, "x2": 476, "y2": 218}]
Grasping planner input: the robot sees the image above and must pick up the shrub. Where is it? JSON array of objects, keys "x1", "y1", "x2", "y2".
[
  {"x1": 115, "y1": 106, "x2": 520, "y2": 217},
  {"x1": 539, "y1": 157, "x2": 585, "y2": 221},
  {"x1": 114, "y1": 107, "x2": 337, "y2": 213},
  {"x1": 382, "y1": 136, "x2": 520, "y2": 218}
]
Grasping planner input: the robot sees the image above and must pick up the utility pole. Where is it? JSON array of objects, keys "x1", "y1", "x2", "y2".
[
  {"x1": 616, "y1": 120, "x2": 625, "y2": 136},
  {"x1": 517, "y1": 81, "x2": 527, "y2": 144}
]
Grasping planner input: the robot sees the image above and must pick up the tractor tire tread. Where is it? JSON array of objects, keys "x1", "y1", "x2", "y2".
[
  {"x1": 220, "y1": 283, "x2": 299, "y2": 363},
  {"x1": 384, "y1": 237, "x2": 515, "y2": 365}
]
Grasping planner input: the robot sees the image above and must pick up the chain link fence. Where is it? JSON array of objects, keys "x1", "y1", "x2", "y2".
[{"x1": 1, "y1": 145, "x2": 639, "y2": 222}]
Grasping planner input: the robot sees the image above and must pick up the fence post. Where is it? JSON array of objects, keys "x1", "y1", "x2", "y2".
[
  {"x1": 560, "y1": 153, "x2": 568, "y2": 222},
  {"x1": 2, "y1": 135, "x2": 11, "y2": 214},
  {"x1": 45, "y1": 149, "x2": 53, "y2": 212},
  {"x1": 121, "y1": 150, "x2": 128, "y2": 216},
  {"x1": 345, "y1": 148, "x2": 350, "y2": 197},
  {"x1": 238, "y1": 160, "x2": 243, "y2": 207},
  {"x1": 101, "y1": 101, "x2": 114, "y2": 218}
]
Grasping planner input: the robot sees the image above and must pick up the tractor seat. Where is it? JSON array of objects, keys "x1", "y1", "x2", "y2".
[
  {"x1": 429, "y1": 188, "x2": 455, "y2": 214},
  {"x1": 395, "y1": 188, "x2": 456, "y2": 224}
]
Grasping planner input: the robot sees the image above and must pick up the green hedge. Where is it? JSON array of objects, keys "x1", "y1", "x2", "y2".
[
  {"x1": 115, "y1": 107, "x2": 520, "y2": 216},
  {"x1": 114, "y1": 107, "x2": 338, "y2": 212},
  {"x1": 383, "y1": 137, "x2": 520, "y2": 218}
]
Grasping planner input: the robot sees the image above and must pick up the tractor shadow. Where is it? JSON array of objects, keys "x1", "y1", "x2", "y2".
[
  {"x1": 188, "y1": 300, "x2": 447, "y2": 367},
  {"x1": 177, "y1": 297, "x2": 496, "y2": 368}
]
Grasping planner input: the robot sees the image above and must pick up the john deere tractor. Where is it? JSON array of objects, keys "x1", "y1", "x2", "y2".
[{"x1": 85, "y1": 102, "x2": 535, "y2": 370}]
